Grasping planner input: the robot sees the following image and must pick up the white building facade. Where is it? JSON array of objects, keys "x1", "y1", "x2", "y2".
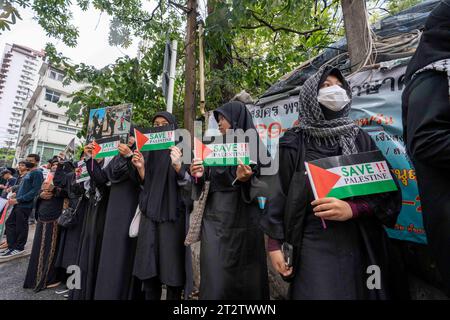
[
  {"x1": 15, "y1": 62, "x2": 84, "y2": 163},
  {"x1": 0, "y1": 44, "x2": 44, "y2": 149}
]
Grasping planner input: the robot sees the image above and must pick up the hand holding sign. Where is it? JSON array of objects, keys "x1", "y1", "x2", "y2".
[
  {"x1": 118, "y1": 143, "x2": 133, "y2": 158},
  {"x1": 131, "y1": 150, "x2": 145, "y2": 180},
  {"x1": 84, "y1": 143, "x2": 93, "y2": 157},
  {"x1": 131, "y1": 150, "x2": 145, "y2": 169},
  {"x1": 169, "y1": 146, "x2": 182, "y2": 173},
  {"x1": 311, "y1": 197, "x2": 353, "y2": 222},
  {"x1": 190, "y1": 158, "x2": 204, "y2": 178}
]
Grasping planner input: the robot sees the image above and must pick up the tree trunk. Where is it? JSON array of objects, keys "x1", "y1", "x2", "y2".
[{"x1": 341, "y1": 0, "x2": 371, "y2": 72}]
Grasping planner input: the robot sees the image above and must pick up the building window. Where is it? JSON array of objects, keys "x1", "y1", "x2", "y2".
[
  {"x1": 45, "y1": 89, "x2": 61, "y2": 103},
  {"x1": 42, "y1": 111, "x2": 59, "y2": 120},
  {"x1": 49, "y1": 69, "x2": 64, "y2": 81},
  {"x1": 57, "y1": 125, "x2": 77, "y2": 134}
]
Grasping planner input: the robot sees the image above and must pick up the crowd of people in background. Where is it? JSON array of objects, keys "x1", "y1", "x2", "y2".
[{"x1": 0, "y1": 1, "x2": 448, "y2": 300}]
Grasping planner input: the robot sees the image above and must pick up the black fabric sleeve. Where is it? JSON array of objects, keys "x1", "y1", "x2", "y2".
[
  {"x1": 353, "y1": 130, "x2": 402, "y2": 228},
  {"x1": 405, "y1": 71, "x2": 450, "y2": 169},
  {"x1": 108, "y1": 155, "x2": 132, "y2": 184},
  {"x1": 259, "y1": 144, "x2": 297, "y2": 240},
  {"x1": 85, "y1": 158, "x2": 109, "y2": 186}
]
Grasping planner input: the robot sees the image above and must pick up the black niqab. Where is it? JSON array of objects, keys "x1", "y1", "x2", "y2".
[
  {"x1": 139, "y1": 111, "x2": 179, "y2": 222},
  {"x1": 213, "y1": 101, "x2": 256, "y2": 131}
]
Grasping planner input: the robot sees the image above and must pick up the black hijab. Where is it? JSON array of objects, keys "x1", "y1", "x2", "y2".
[
  {"x1": 405, "y1": 0, "x2": 450, "y2": 81},
  {"x1": 209, "y1": 101, "x2": 265, "y2": 192},
  {"x1": 139, "y1": 111, "x2": 180, "y2": 222}
]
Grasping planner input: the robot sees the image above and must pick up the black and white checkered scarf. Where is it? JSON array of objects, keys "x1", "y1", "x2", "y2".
[
  {"x1": 412, "y1": 58, "x2": 450, "y2": 97},
  {"x1": 298, "y1": 66, "x2": 360, "y2": 156}
]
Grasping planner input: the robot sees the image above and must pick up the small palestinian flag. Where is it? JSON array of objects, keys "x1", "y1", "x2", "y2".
[
  {"x1": 305, "y1": 150, "x2": 397, "y2": 200},
  {"x1": 134, "y1": 125, "x2": 175, "y2": 152},
  {"x1": 92, "y1": 136, "x2": 120, "y2": 159},
  {"x1": 195, "y1": 138, "x2": 250, "y2": 166}
]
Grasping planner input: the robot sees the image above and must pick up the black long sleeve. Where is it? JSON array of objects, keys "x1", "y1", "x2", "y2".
[
  {"x1": 404, "y1": 70, "x2": 450, "y2": 169},
  {"x1": 85, "y1": 158, "x2": 109, "y2": 186}
]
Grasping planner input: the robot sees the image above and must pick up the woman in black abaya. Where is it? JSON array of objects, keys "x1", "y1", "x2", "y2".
[
  {"x1": 54, "y1": 154, "x2": 88, "y2": 277},
  {"x1": 94, "y1": 132, "x2": 142, "y2": 300},
  {"x1": 70, "y1": 146, "x2": 111, "y2": 300},
  {"x1": 24, "y1": 159, "x2": 66, "y2": 292},
  {"x1": 131, "y1": 112, "x2": 189, "y2": 300},
  {"x1": 402, "y1": 0, "x2": 450, "y2": 295},
  {"x1": 261, "y1": 66, "x2": 402, "y2": 300},
  {"x1": 189, "y1": 101, "x2": 269, "y2": 300}
]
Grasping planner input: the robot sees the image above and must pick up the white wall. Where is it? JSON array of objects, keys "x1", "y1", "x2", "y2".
[{"x1": 0, "y1": 44, "x2": 43, "y2": 148}]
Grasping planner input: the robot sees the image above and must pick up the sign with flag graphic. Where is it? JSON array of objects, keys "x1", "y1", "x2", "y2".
[
  {"x1": 76, "y1": 160, "x2": 90, "y2": 183},
  {"x1": 63, "y1": 137, "x2": 76, "y2": 160},
  {"x1": 194, "y1": 137, "x2": 250, "y2": 166},
  {"x1": 134, "y1": 125, "x2": 175, "y2": 152},
  {"x1": 92, "y1": 136, "x2": 120, "y2": 159},
  {"x1": 305, "y1": 150, "x2": 397, "y2": 200}
]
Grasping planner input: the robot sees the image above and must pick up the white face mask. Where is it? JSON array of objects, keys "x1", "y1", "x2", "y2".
[{"x1": 317, "y1": 84, "x2": 350, "y2": 112}]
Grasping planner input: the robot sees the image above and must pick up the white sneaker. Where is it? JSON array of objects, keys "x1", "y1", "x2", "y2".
[
  {"x1": 55, "y1": 289, "x2": 69, "y2": 295},
  {"x1": 0, "y1": 249, "x2": 24, "y2": 258}
]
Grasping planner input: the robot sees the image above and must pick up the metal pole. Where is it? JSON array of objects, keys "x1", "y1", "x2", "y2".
[
  {"x1": 166, "y1": 40, "x2": 178, "y2": 113},
  {"x1": 198, "y1": 23, "x2": 206, "y2": 116}
]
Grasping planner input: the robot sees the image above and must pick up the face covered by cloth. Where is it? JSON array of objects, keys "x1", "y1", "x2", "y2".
[
  {"x1": 317, "y1": 84, "x2": 351, "y2": 112},
  {"x1": 297, "y1": 65, "x2": 359, "y2": 155}
]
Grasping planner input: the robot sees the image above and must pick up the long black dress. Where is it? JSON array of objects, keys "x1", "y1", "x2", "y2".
[
  {"x1": 402, "y1": 1, "x2": 450, "y2": 295},
  {"x1": 132, "y1": 111, "x2": 189, "y2": 300},
  {"x1": 70, "y1": 158, "x2": 110, "y2": 300},
  {"x1": 94, "y1": 155, "x2": 140, "y2": 300},
  {"x1": 196, "y1": 102, "x2": 269, "y2": 300},
  {"x1": 54, "y1": 167, "x2": 88, "y2": 271},
  {"x1": 194, "y1": 169, "x2": 269, "y2": 300},
  {"x1": 261, "y1": 128, "x2": 402, "y2": 299},
  {"x1": 402, "y1": 71, "x2": 450, "y2": 294},
  {"x1": 23, "y1": 186, "x2": 66, "y2": 292}
]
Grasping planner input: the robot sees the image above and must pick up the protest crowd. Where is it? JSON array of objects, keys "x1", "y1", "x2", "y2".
[{"x1": 0, "y1": 0, "x2": 449, "y2": 301}]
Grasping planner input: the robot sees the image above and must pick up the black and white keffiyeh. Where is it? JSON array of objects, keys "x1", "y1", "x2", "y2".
[
  {"x1": 412, "y1": 58, "x2": 450, "y2": 97},
  {"x1": 298, "y1": 66, "x2": 360, "y2": 155}
]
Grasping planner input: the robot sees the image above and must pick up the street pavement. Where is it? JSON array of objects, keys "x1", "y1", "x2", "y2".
[{"x1": 0, "y1": 224, "x2": 65, "y2": 300}]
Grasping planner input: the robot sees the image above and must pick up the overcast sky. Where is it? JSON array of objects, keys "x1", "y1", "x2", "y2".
[{"x1": 0, "y1": 4, "x2": 140, "y2": 68}]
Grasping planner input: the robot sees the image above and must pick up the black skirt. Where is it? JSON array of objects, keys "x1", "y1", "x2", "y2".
[{"x1": 23, "y1": 219, "x2": 61, "y2": 292}]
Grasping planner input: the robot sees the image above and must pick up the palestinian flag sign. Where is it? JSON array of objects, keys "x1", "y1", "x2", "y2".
[
  {"x1": 92, "y1": 136, "x2": 120, "y2": 159},
  {"x1": 194, "y1": 138, "x2": 250, "y2": 166},
  {"x1": 305, "y1": 150, "x2": 397, "y2": 200},
  {"x1": 134, "y1": 125, "x2": 175, "y2": 152}
]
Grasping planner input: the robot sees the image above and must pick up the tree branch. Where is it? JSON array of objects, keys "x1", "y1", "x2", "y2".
[
  {"x1": 168, "y1": 0, "x2": 192, "y2": 14},
  {"x1": 247, "y1": 10, "x2": 324, "y2": 36}
]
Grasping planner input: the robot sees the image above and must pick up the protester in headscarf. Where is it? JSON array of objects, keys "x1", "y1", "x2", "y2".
[
  {"x1": 402, "y1": 0, "x2": 450, "y2": 296},
  {"x1": 23, "y1": 158, "x2": 66, "y2": 292},
  {"x1": 189, "y1": 101, "x2": 269, "y2": 300},
  {"x1": 54, "y1": 152, "x2": 88, "y2": 297},
  {"x1": 261, "y1": 66, "x2": 402, "y2": 299},
  {"x1": 131, "y1": 111, "x2": 190, "y2": 300},
  {"x1": 69, "y1": 145, "x2": 112, "y2": 300}
]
